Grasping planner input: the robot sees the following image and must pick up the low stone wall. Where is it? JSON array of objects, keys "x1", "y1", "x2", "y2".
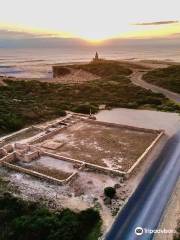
[
  {"x1": 16, "y1": 151, "x2": 40, "y2": 163},
  {"x1": 0, "y1": 152, "x2": 16, "y2": 165},
  {"x1": 83, "y1": 163, "x2": 125, "y2": 176},
  {"x1": 63, "y1": 172, "x2": 79, "y2": 185},
  {"x1": 0, "y1": 148, "x2": 7, "y2": 158},
  {"x1": 14, "y1": 142, "x2": 29, "y2": 150},
  {"x1": 43, "y1": 151, "x2": 125, "y2": 177},
  {"x1": 3, "y1": 144, "x2": 13, "y2": 153},
  {"x1": 2, "y1": 162, "x2": 65, "y2": 185},
  {"x1": 126, "y1": 131, "x2": 165, "y2": 177},
  {"x1": 41, "y1": 128, "x2": 164, "y2": 178},
  {"x1": 0, "y1": 127, "x2": 29, "y2": 142},
  {"x1": 35, "y1": 114, "x2": 73, "y2": 131},
  {"x1": 0, "y1": 126, "x2": 42, "y2": 146},
  {"x1": 42, "y1": 151, "x2": 84, "y2": 165},
  {"x1": 25, "y1": 151, "x2": 40, "y2": 162},
  {"x1": 0, "y1": 115, "x2": 165, "y2": 184},
  {"x1": 1, "y1": 151, "x2": 79, "y2": 185},
  {"x1": 0, "y1": 140, "x2": 5, "y2": 148},
  {"x1": 83, "y1": 119, "x2": 162, "y2": 134},
  {"x1": 29, "y1": 127, "x2": 66, "y2": 144}
]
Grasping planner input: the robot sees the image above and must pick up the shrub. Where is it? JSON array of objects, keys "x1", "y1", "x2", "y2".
[
  {"x1": 53, "y1": 66, "x2": 71, "y2": 78},
  {"x1": 143, "y1": 65, "x2": 180, "y2": 94},
  {"x1": 104, "y1": 187, "x2": 116, "y2": 199},
  {"x1": 73, "y1": 104, "x2": 98, "y2": 114},
  {"x1": 54, "y1": 109, "x2": 66, "y2": 117},
  {"x1": 173, "y1": 219, "x2": 180, "y2": 240},
  {"x1": 0, "y1": 193, "x2": 102, "y2": 240},
  {"x1": 0, "y1": 113, "x2": 25, "y2": 132}
]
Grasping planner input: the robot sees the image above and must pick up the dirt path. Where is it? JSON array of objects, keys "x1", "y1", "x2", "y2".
[{"x1": 130, "y1": 70, "x2": 180, "y2": 104}]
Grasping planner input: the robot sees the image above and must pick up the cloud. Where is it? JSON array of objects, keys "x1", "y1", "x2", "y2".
[
  {"x1": 0, "y1": 29, "x2": 54, "y2": 39},
  {"x1": 0, "y1": 28, "x2": 88, "y2": 48},
  {"x1": 133, "y1": 20, "x2": 179, "y2": 26}
]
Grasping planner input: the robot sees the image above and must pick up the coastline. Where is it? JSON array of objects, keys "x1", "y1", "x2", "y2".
[{"x1": 1, "y1": 59, "x2": 180, "y2": 83}]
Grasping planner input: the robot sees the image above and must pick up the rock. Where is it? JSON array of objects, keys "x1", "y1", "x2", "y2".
[
  {"x1": 111, "y1": 206, "x2": 119, "y2": 216},
  {"x1": 89, "y1": 115, "x2": 96, "y2": 120},
  {"x1": 74, "y1": 188, "x2": 84, "y2": 197},
  {"x1": 119, "y1": 177, "x2": 124, "y2": 183},
  {"x1": 111, "y1": 199, "x2": 117, "y2": 205},
  {"x1": 94, "y1": 201, "x2": 102, "y2": 210},
  {"x1": 104, "y1": 197, "x2": 111, "y2": 205},
  {"x1": 67, "y1": 192, "x2": 72, "y2": 197},
  {"x1": 114, "y1": 183, "x2": 120, "y2": 189},
  {"x1": 87, "y1": 180, "x2": 93, "y2": 184},
  {"x1": 73, "y1": 164, "x2": 80, "y2": 169},
  {"x1": 120, "y1": 183, "x2": 125, "y2": 188},
  {"x1": 120, "y1": 195, "x2": 126, "y2": 201}
]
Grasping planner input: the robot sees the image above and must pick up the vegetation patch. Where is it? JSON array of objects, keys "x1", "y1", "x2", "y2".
[
  {"x1": 174, "y1": 219, "x2": 180, "y2": 240},
  {"x1": 0, "y1": 191, "x2": 102, "y2": 240},
  {"x1": 72, "y1": 60, "x2": 132, "y2": 77},
  {"x1": 104, "y1": 187, "x2": 116, "y2": 199},
  {"x1": 53, "y1": 66, "x2": 71, "y2": 78},
  {"x1": 0, "y1": 61, "x2": 180, "y2": 134},
  {"x1": 143, "y1": 65, "x2": 180, "y2": 94}
]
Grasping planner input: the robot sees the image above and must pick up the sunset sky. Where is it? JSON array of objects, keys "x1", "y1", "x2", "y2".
[{"x1": 0, "y1": 0, "x2": 180, "y2": 43}]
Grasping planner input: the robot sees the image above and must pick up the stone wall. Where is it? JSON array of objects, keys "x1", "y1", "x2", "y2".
[
  {"x1": 83, "y1": 119, "x2": 162, "y2": 134},
  {"x1": 126, "y1": 131, "x2": 165, "y2": 177},
  {"x1": 0, "y1": 148, "x2": 7, "y2": 158},
  {"x1": 0, "y1": 126, "x2": 42, "y2": 146},
  {"x1": 3, "y1": 144, "x2": 13, "y2": 153},
  {"x1": 2, "y1": 162, "x2": 64, "y2": 185},
  {"x1": 42, "y1": 151, "x2": 125, "y2": 177},
  {"x1": 30, "y1": 127, "x2": 66, "y2": 144},
  {"x1": 2, "y1": 160, "x2": 79, "y2": 186},
  {"x1": 0, "y1": 152, "x2": 16, "y2": 165}
]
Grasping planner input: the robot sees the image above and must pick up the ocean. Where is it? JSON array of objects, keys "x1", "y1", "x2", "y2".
[{"x1": 0, "y1": 45, "x2": 180, "y2": 78}]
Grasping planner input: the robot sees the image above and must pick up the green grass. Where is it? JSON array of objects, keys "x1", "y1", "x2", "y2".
[
  {"x1": 0, "y1": 61, "x2": 180, "y2": 134},
  {"x1": 143, "y1": 65, "x2": 180, "y2": 94}
]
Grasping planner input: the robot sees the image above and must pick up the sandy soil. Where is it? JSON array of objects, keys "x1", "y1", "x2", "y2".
[
  {"x1": 0, "y1": 67, "x2": 100, "y2": 85},
  {"x1": 53, "y1": 68, "x2": 100, "y2": 84}
]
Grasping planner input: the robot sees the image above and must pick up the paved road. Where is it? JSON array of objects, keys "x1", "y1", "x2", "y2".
[
  {"x1": 105, "y1": 131, "x2": 180, "y2": 240},
  {"x1": 131, "y1": 71, "x2": 180, "y2": 103}
]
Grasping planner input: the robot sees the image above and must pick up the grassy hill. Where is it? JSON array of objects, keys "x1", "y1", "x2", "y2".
[
  {"x1": 71, "y1": 60, "x2": 132, "y2": 77},
  {"x1": 143, "y1": 65, "x2": 180, "y2": 94}
]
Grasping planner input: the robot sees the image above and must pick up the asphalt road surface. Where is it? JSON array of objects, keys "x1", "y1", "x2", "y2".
[{"x1": 131, "y1": 71, "x2": 180, "y2": 103}]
